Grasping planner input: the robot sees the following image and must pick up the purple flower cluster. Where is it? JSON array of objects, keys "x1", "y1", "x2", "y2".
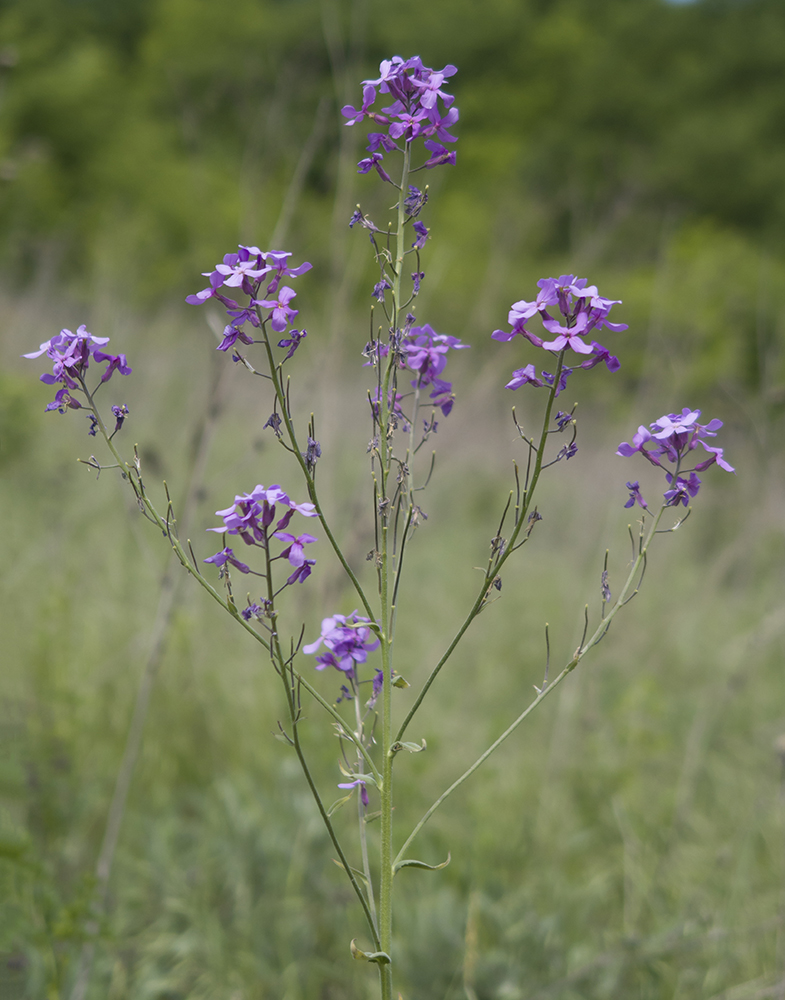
[
  {"x1": 304, "y1": 611, "x2": 380, "y2": 678},
  {"x1": 342, "y1": 56, "x2": 459, "y2": 181},
  {"x1": 24, "y1": 325, "x2": 131, "y2": 415},
  {"x1": 366, "y1": 323, "x2": 469, "y2": 418},
  {"x1": 403, "y1": 324, "x2": 469, "y2": 416},
  {"x1": 205, "y1": 483, "x2": 318, "y2": 586},
  {"x1": 617, "y1": 408, "x2": 735, "y2": 508},
  {"x1": 186, "y1": 246, "x2": 312, "y2": 354},
  {"x1": 493, "y1": 276, "x2": 626, "y2": 394}
]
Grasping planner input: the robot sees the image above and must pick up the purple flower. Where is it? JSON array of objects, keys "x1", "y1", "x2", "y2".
[
  {"x1": 111, "y1": 404, "x2": 129, "y2": 434},
  {"x1": 304, "y1": 611, "x2": 380, "y2": 674},
  {"x1": 422, "y1": 140, "x2": 456, "y2": 168},
  {"x1": 338, "y1": 777, "x2": 369, "y2": 809},
  {"x1": 404, "y1": 186, "x2": 428, "y2": 216},
  {"x1": 277, "y1": 329, "x2": 307, "y2": 361},
  {"x1": 492, "y1": 276, "x2": 626, "y2": 359},
  {"x1": 263, "y1": 413, "x2": 282, "y2": 436},
  {"x1": 366, "y1": 132, "x2": 399, "y2": 153},
  {"x1": 664, "y1": 472, "x2": 701, "y2": 507},
  {"x1": 402, "y1": 325, "x2": 468, "y2": 387},
  {"x1": 287, "y1": 560, "x2": 315, "y2": 585},
  {"x1": 616, "y1": 425, "x2": 655, "y2": 462},
  {"x1": 45, "y1": 387, "x2": 82, "y2": 413},
  {"x1": 617, "y1": 408, "x2": 733, "y2": 509},
  {"x1": 203, "y1": 547, "x2": 251, "y2": 574},
  {"x1": 207, "y1": 484, "x2": 317, "y2": 546},
  {"x1": 557, "y1": 442, "x2": 578, "y2": 461},
  {"x1": 624, "y1": 481, "x2": 649, "y2": 510},
  {"x1": 372, "y1": 278, "x2": 392, "y2": 302},
  {"x1": 341, "y1": 84, "x2": 379, "y2": 125},
  {"x1": 580, "y1": 342, "x2": 620, "y2": 373},
  {"x1": 254, "y1": 286, "x2": 299, "y2": 333},
  {"x1": 93, "y1": 350, "x2": 132, "y2": 382},
  {"x1": 274, "y1": 531, "x2": 318, "y2": 568},
  {"x1": 540, "y1": 311, "x2": 593, "y2": 355},
  {"x1": 357, "y1": 152, "x2": 394, "y2": 184},
  {"x1": 25, "y1": 325, "x2": 132, "y2": 411},
  {"x1": 505, "y1": 364, "x2": 545, "y2": 391},
  {"x1": 260, "y1": 251, "x2": 312, "y2": 294},
  {"x1": 303, "y1": 436, "x2": 321, "y2": 472},
  {"x1": 346, "y1": 56, "x2": 459, "y2": 176},
  {"x1": 541, "y1": 367, "x2": 573, "y2": 397},
  {"x1": 411, "y1": 221, "x2": 429, "y2": 248}
]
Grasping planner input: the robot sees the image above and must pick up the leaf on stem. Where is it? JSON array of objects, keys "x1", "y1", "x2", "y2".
[
  {"x1": 393, "y1": 852, "x2": 450, "y2": 875},
  {"x1": 326, "y1": 793, "x2": 355, "y2": 817},
  {"x1": 350, "y1": 940, "x2": 391, "y2": 965},
  {"x1": 332, "y1": 859, "x2": 369, "y2": 887}
]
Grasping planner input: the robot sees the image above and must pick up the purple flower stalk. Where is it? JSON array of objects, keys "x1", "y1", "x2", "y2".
[
  {"x1": 186, "y1": 246, "x2": 312, "y2": 352},
  {"x1": 204, "y1": 484, "x2": 318, "y2": 582},
  {"x1": 304, "y1": 611, "x2": 380, "y2": 677},
  {"x1": 492, "y1": 276, "x2": 627, "y2": 368},
  {"x1": 24, "y1": 326, "x2": 132, "y2": 413},
  {"x1": 617, "y1": 408, "x2": 734, "y2": 507},
  {"x1": 342, "y1": 56, "x2": 459, "y2": 178}
]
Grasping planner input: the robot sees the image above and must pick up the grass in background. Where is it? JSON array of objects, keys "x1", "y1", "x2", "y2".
[{"x1": 1, "y1": 289, "x2": 782, "y2": 999}]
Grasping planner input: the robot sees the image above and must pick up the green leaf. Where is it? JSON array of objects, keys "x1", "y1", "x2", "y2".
[
  {"x1": 332, "y1": 859, "x2": 369, "y2": 887},
  {"x1": 326, "y1": 793, "x2": 354, "y2": 817},
  {"x1": 390, "y1": 739, "x2": 427, "y2": 755},
  {"x1": 351, "y1": 939, "x2": 391, "y2": 964},
  {"x1": 393, "y1": 852, "x2": 451, "y2": 875}
]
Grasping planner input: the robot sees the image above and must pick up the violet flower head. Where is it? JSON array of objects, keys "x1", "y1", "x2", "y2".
[
  {"x1": 402, "y1": 325, "x2": 469, "y2": 387},
  {"x1": 343, "y1": 56, "x2": 459, "y2": 176},
  {"x1": 187, "y1": 246, "x2": 311, "y2": 350},
  {"x1": 24, "y1": 325, "x2": 132, "y2": 412},
  {"x1": 617, "y1": 408, "x2": 734, "y2": 509},
  {"x1": 492, "y1": 276, "x2": 626, "y2": 366},
  {"x1": 304, "y1": 611, "x2": 380, "y2": 676},
  {"x1": 664, "y1": 472, "x2": 701, "y2": 507}
]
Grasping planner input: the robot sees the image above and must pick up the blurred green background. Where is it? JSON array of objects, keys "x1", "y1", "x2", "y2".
[{"x1": 1, "y1": 0, "x2": 784, "y2": 997}]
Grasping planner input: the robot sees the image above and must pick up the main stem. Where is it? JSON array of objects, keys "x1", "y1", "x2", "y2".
[{"x1": 376, "y1": 142, "x2": 411, "y2": 1000}]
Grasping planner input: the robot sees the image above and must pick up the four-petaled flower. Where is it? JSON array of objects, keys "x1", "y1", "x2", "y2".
[{"x1": 617, "y1": 409, "x2": 734, "y2": 508}]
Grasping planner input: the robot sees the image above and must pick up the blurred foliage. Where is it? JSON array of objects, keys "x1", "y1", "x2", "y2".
[
  {"x1": 1, "y1": 369, "x2": 782, "y2": 998},
  {"x1": 1, "y1": 0, "x2": 785, "y2": 404},
  {"x1": 2, "y1": 1, "x2": 785, "y2": 998}
]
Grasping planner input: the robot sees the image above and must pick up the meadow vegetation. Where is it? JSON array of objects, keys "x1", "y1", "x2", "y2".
[{"x1": 1, "y1": 0, "x2": 784, "y2": 997}]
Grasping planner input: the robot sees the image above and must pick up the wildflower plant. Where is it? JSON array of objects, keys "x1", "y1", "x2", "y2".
[{"x1": 26, "y1": 56, "x2": 735, "y2": 1000}]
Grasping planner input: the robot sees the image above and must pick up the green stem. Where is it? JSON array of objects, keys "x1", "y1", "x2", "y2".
[
  {"x1": 81, "y1": 380, "x2": 382, "y2": 783},
  {"x1": 354, "y1": 689, "x2": 377, "y2": 927},
  {"x1": 395, "y1": 502, "x2": 668, "y2": 863},
  {"x1": 375, "y1": 139, "x2": 412, "y2": 1000},
  {"x1": 395, "y1": 354, "x2": 566, "y2": 743},
  {"x1": 257, "y1": 326, "x2": 376, "y2": 625},
  {"x1": 267, "y1": 541, "x2": 381, "y2": 950}
]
